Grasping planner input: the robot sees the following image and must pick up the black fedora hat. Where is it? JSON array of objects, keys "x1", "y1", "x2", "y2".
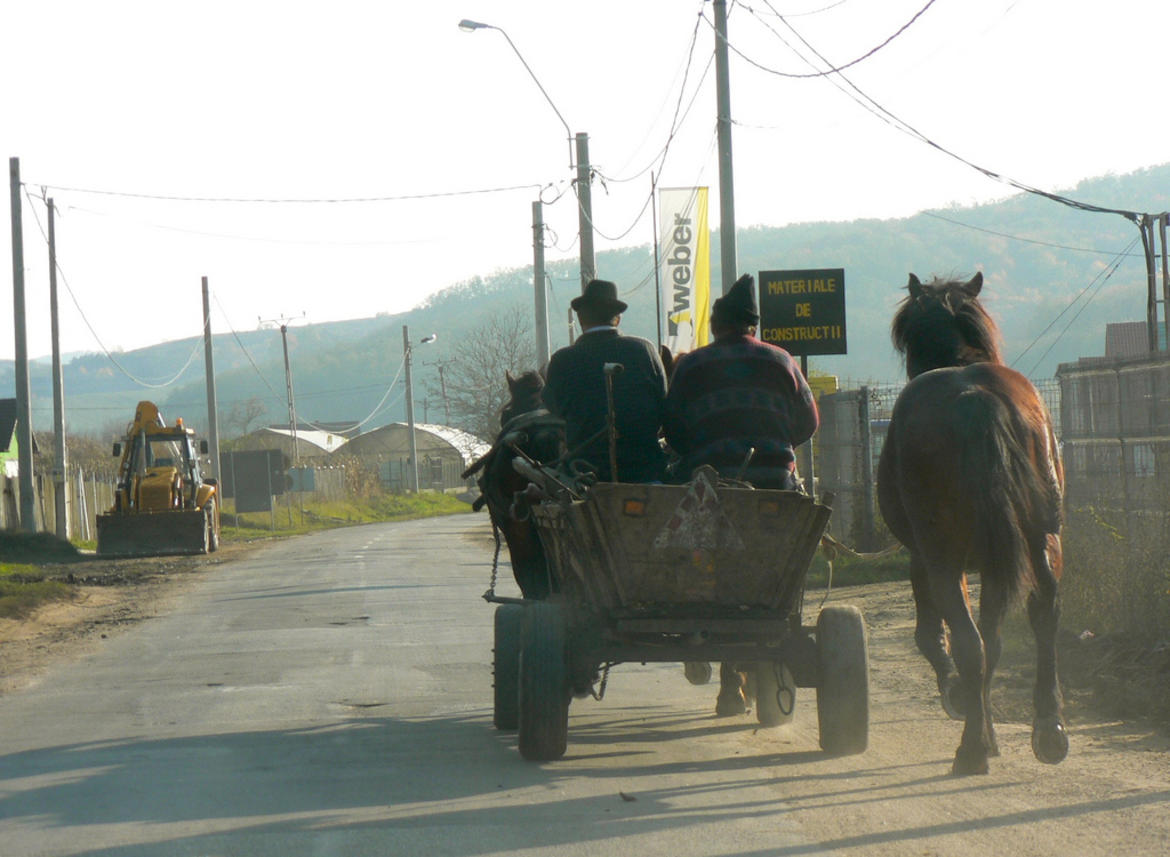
[
  {"x1": 712, "y1": 274, "x2": 759, "y2": 325},
  {"x1": 571, "y1": 279, "x2": 628, "y2": 316}
]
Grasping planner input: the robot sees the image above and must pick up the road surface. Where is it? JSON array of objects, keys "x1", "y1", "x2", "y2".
[{"x1": 2, "y1": 514, "x2": 1168, "y2": 856}]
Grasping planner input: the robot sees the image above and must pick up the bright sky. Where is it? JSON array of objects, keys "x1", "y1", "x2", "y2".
[{"x1": 4, "y1": 0, "x2": 1167, "y2": 362}]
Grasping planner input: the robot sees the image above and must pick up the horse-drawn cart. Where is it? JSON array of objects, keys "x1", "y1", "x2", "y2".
[{"x1": 491, "y1": 466, "x2": 869, "y2": 762}]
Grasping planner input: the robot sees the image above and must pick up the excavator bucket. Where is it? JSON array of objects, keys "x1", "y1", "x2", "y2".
[{"x1": 96, "y1": 509, "x2": 210, "y2": 557}]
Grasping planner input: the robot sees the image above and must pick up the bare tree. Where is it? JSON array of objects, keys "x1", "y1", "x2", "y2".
[
  {"x1": 436, "y1": 304, "x2": 538, "y2": 441},
  {"x1": 220, "y1": 396, "x2": 267, "y2": 440}
]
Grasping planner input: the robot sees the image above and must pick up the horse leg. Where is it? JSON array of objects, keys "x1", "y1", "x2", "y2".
[
  {"x1": 715, "y1": 662, "x2": 748, "y2": 716},
  {"x1": 910, "y1": 552, "x2": 962, "y2": 719},
  {"x1": 977, "y1": 578, "x2": 1010, "y2": 759},
  {"x1": 931, "y1": 566, "x2": 994, "y2": 775},
  {"x1": 1028, "y1": 532, "x2": 1068, "y2": 764}
]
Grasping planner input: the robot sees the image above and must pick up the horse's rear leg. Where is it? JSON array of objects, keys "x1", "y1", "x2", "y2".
[
  {"x1": 931, "y1": 567, "x2": 994, "y2": 775},
  {"x1": 1028, "y1": 532, "x2": 1068, "y2": 764},
  {"x1": 977, "y1": 580, "x2": 1010, "y2": 759},
  {"x1": 910, "y1": 552, "x2": 962, "y2": 719}
]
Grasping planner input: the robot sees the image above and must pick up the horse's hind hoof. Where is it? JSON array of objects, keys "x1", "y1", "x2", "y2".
[
  {"x1": 715, "y1": 689, "x2": 747, "y2": 717},
  {"x1": 939, "y1": 675, "x2": 965, "y2": 721},
  {"x1": 1032, "y1": 719, "x2": 1069, "y2": 764}
]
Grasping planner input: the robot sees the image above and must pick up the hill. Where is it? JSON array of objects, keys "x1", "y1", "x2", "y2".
[{"x1": 4, "y1": 164, "x2": 1167, "y2": 437}]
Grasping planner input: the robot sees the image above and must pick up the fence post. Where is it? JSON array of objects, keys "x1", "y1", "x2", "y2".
[{"x1": 858, "y1": 386, "x2": 876, "y2": 551}]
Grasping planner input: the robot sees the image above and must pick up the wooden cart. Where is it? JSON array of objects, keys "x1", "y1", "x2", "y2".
[{"x1": 491, "y1": 467, "x2": 869, "y2": 762}]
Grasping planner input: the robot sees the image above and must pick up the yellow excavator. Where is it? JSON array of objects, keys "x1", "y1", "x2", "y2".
[{"x1": 97, "y1": 401, "x2": 220, "y2": 557}]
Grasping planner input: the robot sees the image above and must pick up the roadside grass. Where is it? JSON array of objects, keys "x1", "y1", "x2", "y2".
[
  {"x1": 806, "y1": 546, "x2": 909, "y2": 589},
  {"x1": 1, "y1": 493, "x2": 473, "y2": 618},
  {"x1": 0, "y1": 562, "x2": 72, "y2": 619}
]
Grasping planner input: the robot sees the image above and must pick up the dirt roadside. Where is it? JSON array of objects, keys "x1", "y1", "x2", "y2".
[{"x1": 0, "y1": 541, "x2": 263, "y2": 695}]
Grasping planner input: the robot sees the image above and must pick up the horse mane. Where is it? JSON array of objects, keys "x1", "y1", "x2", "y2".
[{"x1": 891, "y1": 272, "x2": 1003, "y2": 379}]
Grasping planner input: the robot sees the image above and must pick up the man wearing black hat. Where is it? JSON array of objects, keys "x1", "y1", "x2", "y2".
[
  {"x1": 543, "y1": 279, "x2": 668, "y2": 482},
  {"x1": 664, "y1": 273, "x2": 818, "y2": 490}
]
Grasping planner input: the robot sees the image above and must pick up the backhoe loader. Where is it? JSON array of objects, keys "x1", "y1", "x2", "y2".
[{"x1": 97, "y1": 401, "x2": 220, "y2": 556}]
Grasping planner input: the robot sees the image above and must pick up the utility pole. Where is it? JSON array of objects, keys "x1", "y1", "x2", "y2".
[
  {"x1": 260, "y1": 314, "x2": 303, "y2": 469},
  {"x1": 48, "y1": 198, "x2": 68, "y2": 538},
  {"x1": 575, "y1": 132, "x2": 596, "y2": 288},
  {"x1": 403, "y1": 325, "x2": 420, "y2": 493},
  {"x1": 713, "y1": 0, "x2": 738, "y2": 295},
  {"x1": 532, "y1": 200, "x2": 550, "y2": 366},
  {"x1": 201, "y1": 277, "x2": 221, "y2": 481},
  {"x1": 9, "y1": 157, "x2": 36, "y2": 532}
]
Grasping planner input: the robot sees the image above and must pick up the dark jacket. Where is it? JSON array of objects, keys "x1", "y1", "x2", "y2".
[
  {"x1": 542, "y1": 328, "x2": 668, "y2": 482},
  {"x1": 664, "y1": 333, "x2": 818, "y2": 489}
]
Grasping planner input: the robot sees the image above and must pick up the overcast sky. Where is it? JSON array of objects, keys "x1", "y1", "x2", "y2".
[{"x1": 4, "y1": 0, "x2": 1167, "y2": 363}]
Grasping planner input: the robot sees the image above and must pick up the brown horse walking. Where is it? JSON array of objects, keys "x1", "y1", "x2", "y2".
[{"x1": 877, "y1": 273, "x2": 1068, "y2": 775}]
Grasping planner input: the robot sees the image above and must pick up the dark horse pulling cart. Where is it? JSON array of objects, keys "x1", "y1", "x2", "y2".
[{"x1": 490, "y1": 462, "x2": 870, "y2": 762}]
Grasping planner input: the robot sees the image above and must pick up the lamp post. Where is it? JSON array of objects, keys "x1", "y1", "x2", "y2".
[{"x1": 459, "y1": 18, "x2": 596, "y2": 349}]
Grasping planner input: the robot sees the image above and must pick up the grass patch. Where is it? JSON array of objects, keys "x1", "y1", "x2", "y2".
[
  {"x1": 220, "y1": 493, "x2": 471, "y2": 541},
  {"x1": 806, "y1": 546, "x2": 910, "y2": 589},
  {"x1": 0, "y1": 564, "x2": 72, "y2": 619}
]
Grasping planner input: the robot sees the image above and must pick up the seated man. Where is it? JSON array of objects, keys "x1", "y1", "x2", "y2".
[
  {"x1": 542, "y1": 279, "x2": 668, "y2": 483},
  {"x1": 664, "y1": 273, "x2": 819, "y2": 490}
]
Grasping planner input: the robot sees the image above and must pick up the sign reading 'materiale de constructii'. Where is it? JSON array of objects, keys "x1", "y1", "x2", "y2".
[{"x1": 757, "y1": 268, "x2": 847, "y2": 357}]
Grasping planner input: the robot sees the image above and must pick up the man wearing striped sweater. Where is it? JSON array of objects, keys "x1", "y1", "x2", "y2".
[{"x1": 664, "y1": 274, "x2": 818, "y2": 491}]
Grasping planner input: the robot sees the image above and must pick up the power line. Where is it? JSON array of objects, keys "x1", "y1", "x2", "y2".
[
  {"x1": 921, "y1": 211, "x2": 1148, "y2": 256},
  {"x1": 22, "y1": 181, "x2": 545, "y2": 205},
  {"x1": 725, "y1": 2, "x2": 1145, "y2": 224},
  {"x1": 22, "y1": 190, "x2": 205, "y2": 389},
  {"x1": 732, "y1": 0, "x2": 940, "y2": 78}
]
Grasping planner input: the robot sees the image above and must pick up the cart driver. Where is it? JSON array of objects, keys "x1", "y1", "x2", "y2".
[
  {"x1": 542, "y1": 279, "x2": 668, "y2": 483},
  {"x1": 663, "y1": 274, "x2": 818, "y2": 490}
]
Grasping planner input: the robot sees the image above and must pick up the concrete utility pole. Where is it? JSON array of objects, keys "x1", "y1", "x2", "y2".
[
  {"x1": 532, "y1": 200, "x2": 550, "y2": 367},
  {"x1": 575, "y1": 132, "x2": 596, "y2": 288},
  {"x1": 9, "y1": 156, "x2": 36, "y2": 532},
  {"x1": 48, "y1": 199, "x2": 68, "y2": 538},
  {"x1": 260, "y1": 314, "x2": 303, "y2": 469},
  {"x1": 713, "y1": 0, "x2": 738, "y2": 295},
  {"x1": 403, "y1": 325, "x2": 420, "y2": 493},
  {"x1": 201, "y1": 277, "x2": 221, "y2": 481}
]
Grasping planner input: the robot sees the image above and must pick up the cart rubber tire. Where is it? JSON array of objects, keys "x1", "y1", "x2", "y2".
[
  {"x1": 755, "y1": 661, "x2": 796, "y2": 727},
  {"x1": 816, "y1": 605, "x2": 869, "y2": 755},
  {"x1": 493, "y1": 604, "x2": 523, "y2": 731},
  {"x1": 518, "y1": 602, "x2": 570, "y2": 761}
]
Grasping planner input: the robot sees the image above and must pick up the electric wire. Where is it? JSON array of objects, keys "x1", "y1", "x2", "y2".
[
  {"x1": 921, "y1": 211, "x2": 1147, "y2": 256},
  {"x1": 725, "y1": 1, "x2": 1144, "y2": 223},
  {"x1": 22, "y1": 190, "x2": 205, "y2": 389},
  {"x1": 731, "y1": 0, "x2": 939, "y2": 78},
  {"x1": 23, "y1": 181, "x2": 545, "y2": 205}
]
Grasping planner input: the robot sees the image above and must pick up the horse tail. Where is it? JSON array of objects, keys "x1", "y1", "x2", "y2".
[{"x1": 954, "y1": 388, "x2": 1050, "y2": 599}]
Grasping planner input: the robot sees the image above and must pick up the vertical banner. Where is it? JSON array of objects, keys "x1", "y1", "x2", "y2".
[{"x1": 658, "y1": 187, "x2": 711, "y2": 355}]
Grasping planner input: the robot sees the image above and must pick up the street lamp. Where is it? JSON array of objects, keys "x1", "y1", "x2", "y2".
[
  {"x1": 458, "y1": 17, "x2": 596, "y2": 303},
  {"x1": 403, "y1": 327, "x2": 437, "y2": 493}
]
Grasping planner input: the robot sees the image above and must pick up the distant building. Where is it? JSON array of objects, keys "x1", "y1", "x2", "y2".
[
  {"x1": 0, "y1": 398, "x2": 39, "y2": 478},
  {"x1": 235, "y1": 426, "x2": 350, "y2": 460},
  {"x1": 340, "y1": 423, "x2": 490, "y2": 492},
  {"x1": 1104, "y1": 321, "x2": 1165, "y2": 358}
]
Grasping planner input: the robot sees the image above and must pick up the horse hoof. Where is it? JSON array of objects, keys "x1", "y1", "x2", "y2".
[
  {"x1": 1032, "y1": 719, "x2": 1069, "y2": 764},
  {"x1": 940, "y1": 675, "x2": 965, "y2": 721},
  {"x1": 951, "y1": 747, "x2": 990, "y2": 776},
  {"x1": 684, "y1": 661, "x2": 713, "y2": 685},
  {"x1": 715, "y1": 690, "x2": 747, "y2": 717}
]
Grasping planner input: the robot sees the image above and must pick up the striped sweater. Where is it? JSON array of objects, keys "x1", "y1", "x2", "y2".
[{"x1": 663, "y1": 334, "x2": 818, "y2": 488}]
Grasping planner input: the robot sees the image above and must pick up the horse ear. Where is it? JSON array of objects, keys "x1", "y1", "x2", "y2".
[
  {"x1": 907, "y1": 274, "x2": 924, "y2": 299},
  {"x1": 505, "y1": 370, "x2": 515, "y2": 386},
  {"x1": 963, "y1": 271, "x2": 983, "y2": 297}
]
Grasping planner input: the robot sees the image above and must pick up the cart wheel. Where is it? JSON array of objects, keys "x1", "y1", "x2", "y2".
[
  {"x1": 518, "y1": 602, "x2": 570, "y2": 761},
  {"x1": 755, "y1": 661, "x2": 796, "y2": 727},
  {"x1": 493, "y1": 604, "x2": 523, "y2": 731},
  {"x1": 815, "y1": 605, "x2": 869, "y2": 755}
]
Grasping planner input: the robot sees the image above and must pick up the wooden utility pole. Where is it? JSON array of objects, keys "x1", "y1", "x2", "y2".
[
  {"x1": 9, "y1": 156, "x2": 36, "y2": 532},
  {"x1": 48, "y1": 198, "x2": 68, "y2": 538}
]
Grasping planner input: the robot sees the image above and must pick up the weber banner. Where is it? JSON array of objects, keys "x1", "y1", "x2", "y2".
[{"x1": 659, "y1": 187, "x2": 711, "y2": 353}]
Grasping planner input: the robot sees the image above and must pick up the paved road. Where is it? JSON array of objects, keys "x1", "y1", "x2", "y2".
[
  {"x1": 1, "y1": 515, "x2": 832, "y2": 856},
  {"x1": 4, "y1": 514, "x2": 1169, "y2": 857}
]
